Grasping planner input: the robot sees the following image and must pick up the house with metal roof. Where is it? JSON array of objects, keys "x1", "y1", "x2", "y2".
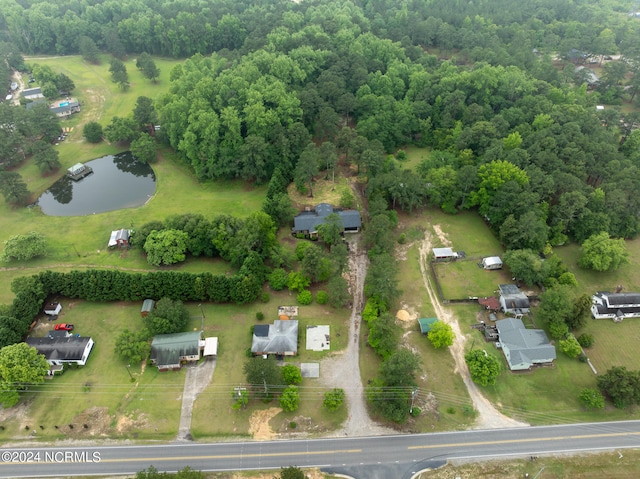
[
  {"x1": 591, "y1": 292, "x2": 640, "y2": 321},
  {"x1": 141, "y1": 299, "x2": 155, "y2": 317},
  {"x1": 495, "y1": 317, "x2": 556, "y2": 371},
  {"x1": 251, "y1": 320, "x2": 299, "y2": 356},
  {"x1": 498, "y1": 284, "x2": 530, "y2": 315},
  {"x1": 432, "y1": 247, "x2": 457, "y2": 261},
  {"x1": 292, "y1": 203, "x2": 361, "y2": 239},
  {"x1": 25, "y1": 336, "x2": 94, "y2": 366},
  {"x1": 21, "y1": 87, "x2": 44, "y2": 100},
  {"x1": 108, "y1": 228, "x2": 130, "y2": 248},
  {"x1": 150, "y1": 331, "x2": 202, "y2": 371}
]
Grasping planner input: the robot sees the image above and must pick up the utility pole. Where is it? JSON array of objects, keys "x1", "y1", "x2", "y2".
[
  {"x1": 409, "y1": 388, "x2": 417, "y2": 414},
  {"x1": 125, "y1": 364, "x2": 134, "y2": 382},
  {"x1": 198, "y1": 304, "x2": 205, "y2": 331}
]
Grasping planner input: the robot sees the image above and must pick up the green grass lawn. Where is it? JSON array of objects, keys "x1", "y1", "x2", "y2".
[
  {"x1": 435, "y1": 259, "x2": 512, "y2": 299},
  {"x1": 190, "y1": 289, "x2": 350, "y2": 440},
  {"x1": 0, "y1": 301, "x2": 183, "y2": 441},
  {"x1": 399, "y1": 145, "x2": 431, "y2": 172}
]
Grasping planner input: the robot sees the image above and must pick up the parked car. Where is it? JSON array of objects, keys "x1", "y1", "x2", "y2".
[{"x1": 54, "y1": 323, "x2": 74, "y2": 331}]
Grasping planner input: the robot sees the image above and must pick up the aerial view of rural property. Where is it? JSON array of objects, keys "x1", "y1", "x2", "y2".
[{"x1": 2, "y1": 0, "x2": 640, "y2": 478}]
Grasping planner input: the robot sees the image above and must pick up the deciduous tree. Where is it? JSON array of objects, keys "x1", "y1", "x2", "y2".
[
  {"x1": 114, "y1": 329, "x2": 151, "y2": 363},
  {"x1": 131, "y1": 133, "x2": 157, "y2": 163},
  {"x1": 0, "y1": 171, "x2": 30, "y2": 205},
  {"x1": 83, "y1": 121, "x2": 103, "y2": 143},
  {"x1": 143, "y1": 229, "x2": 189, "y2": 266},
  {"x1": 465, "y1": 349, "x2": 501, "y2": 387},
  {"x1": 428, "y1": 321, "x2": 455, "y2": 348},
  {"x1": 281, "y1": 364, "x2": 302, "y2": 385},
  {"x1": 2, "y1": 232, "x2": 47, "y2": 262},
  {"x1": 0, "y1": 343, "x2": 49, "y2": 407},
  {"x1": 579, "y1": 231, "x2": 629, "y2": 272},
  {"x1": 323, "y1": 388, "x2": 345, "y2": 412},
  {"x1": 279, "y1": 385, "x2": 300, "y2": 412},
  {"x1": 144, "y1": 298, "x2": 189, "y2": 335},
  {"x1": 243, "y1": 357, "x2": 283, "y2": 399},
  {"x1": 579, "y1": 388, "x2": 605, "y2": 409}
]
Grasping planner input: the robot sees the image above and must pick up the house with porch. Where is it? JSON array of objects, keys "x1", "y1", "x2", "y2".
[
  {"x1": 25, "y1": 335, "x2": 94, "y2": 367},
  {"x1": 292, "y1": 203, "x2": 361, "y2": 239},
  {"x1": 591, "y1": 292, "x2": 640, "y2": 321},
  {"x1": 495, "y1": 317, "x2": 556, "y2": 371}
]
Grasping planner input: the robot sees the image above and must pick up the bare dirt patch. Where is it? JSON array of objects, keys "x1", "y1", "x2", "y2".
[
  {"x1": 248, "y1": 407, "x2": 281, "y2": 441},
  {"x1": 432, "y1": 224, "x2": 451, "y2": 246}
]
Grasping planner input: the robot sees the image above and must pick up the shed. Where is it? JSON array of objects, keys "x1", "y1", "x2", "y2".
[
  {"x1": 202, "y1": 337, "x2": 218, "y2": 357},
  {"x1": 141, "y1": 299, "x2": 155, "y2": 317},
  {"x1": 44, "y1": 302, "x2": 62, "y2": 316},
  {"x1": 432, "y1": 247, "x2": 456, "y2": 261},
  {"x1": 418, "y1": 317, "x2": 439, "y2": 334},
  {"x1": 482, "y1": 256, "x2": 503, "y2": 270},
  {"x1": 108, "y1": 229, "x2": 130, "y2": 248}
]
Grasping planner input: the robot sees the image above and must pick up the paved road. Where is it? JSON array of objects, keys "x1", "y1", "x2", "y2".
[{"x1": 1, "y1": 420, "x2": 640, "y2": 478}]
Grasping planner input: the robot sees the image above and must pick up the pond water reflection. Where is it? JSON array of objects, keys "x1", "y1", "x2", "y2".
[{"x1": 38, "y1": 152, "x2": 156, "y2": 216}]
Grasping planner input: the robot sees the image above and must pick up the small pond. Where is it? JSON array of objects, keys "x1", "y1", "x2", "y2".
[{"x1": 38, "y1": 152, "x2": 156, "y2": 216}]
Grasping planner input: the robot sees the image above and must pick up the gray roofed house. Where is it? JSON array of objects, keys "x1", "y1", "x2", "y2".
[
  {"x1": 251, "y1": 320, "x2": 299, "y2": 356},
  {"x1": 495, "y1": 317, "x2": 556, "y2": 371},
  {"x1": 22, "y1": 87, "x2": 43, "y2": 99},
  {"x1": 498, "y1": 284, "x2": 530, "y2": 315},
  {"x1": 150, "y1": 331, "x2": 202, "y2": 371},
  {"x1": 25, "y1": 336, "x2": 94, "y2": 366},
  {"x1": 292, "y1": 203, "x2": 361, "y2": 238},
  {"x1": 50, "y1": 99, "x2": 81, "y2": 118},
  {"x1": 591, "y1": 292, "x2": 640, "y2": 320}
]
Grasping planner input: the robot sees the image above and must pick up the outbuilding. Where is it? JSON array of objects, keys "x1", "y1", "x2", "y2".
[
  {"x1": 482, "y1": 256, "x2": 503, "y2": 270},
  {"x1": 432, "y1": 247, "x2": 457, "y2": 261},
  {"x1": 141, "y1": 299, "x2": 155, "y2": 317},
  {"x1": 44, "y1": 302, "x2": 62, "y2": 316}
]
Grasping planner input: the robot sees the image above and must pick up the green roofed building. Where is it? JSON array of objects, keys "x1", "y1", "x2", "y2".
[
  {"x1": 418, "y1": 317, "x2": 439, "y2": 334},
  {"x1": 150, "y1": 331, "x2": 202, "y2": 371}
]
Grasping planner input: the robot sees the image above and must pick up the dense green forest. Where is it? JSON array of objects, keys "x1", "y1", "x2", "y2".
[{"x1": 2, "y1": 0, "x2": 640, "y2": 248}]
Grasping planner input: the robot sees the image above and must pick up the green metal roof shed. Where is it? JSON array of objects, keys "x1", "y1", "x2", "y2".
[{"x1": 418, "y1": 317, "x2": 439, "y2": 334}]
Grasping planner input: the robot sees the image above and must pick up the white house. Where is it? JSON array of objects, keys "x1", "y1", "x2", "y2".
[
  {"x1": 591, "y1": 292, "x2": 640, "y2": 320},
  {"x1": 25, "y1": 336, "x2": 94, "y2": 366}
]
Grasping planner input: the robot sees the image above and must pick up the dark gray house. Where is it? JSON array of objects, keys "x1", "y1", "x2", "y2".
[
  {"x1": 25, "y1": 336, "x2": 94, "y2": 366},
  {"x1": 292, "y1": 203, "x2": 361, "y2": 239},
  {"x1": 495, "y1": 318, "x2": 556, "y2": 371},
  {"x1": 251, "y1": 320, "x2": 299, "y2": 356},
  {"x1": 591, "y1": 292, "x2": 640, "y2": 321}
]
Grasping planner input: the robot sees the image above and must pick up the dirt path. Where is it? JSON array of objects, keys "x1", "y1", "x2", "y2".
[
  {"x1": 418, "y1": 230, "x2": 528, "y2": 429},
  {"x1": 320, "y1": 239, "x2": 396, "y2": 437}
]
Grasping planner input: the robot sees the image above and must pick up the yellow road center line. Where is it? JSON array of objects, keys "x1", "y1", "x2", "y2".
[{"x1": 408, "y1": 431, "x2": 640, "y2": 450}]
